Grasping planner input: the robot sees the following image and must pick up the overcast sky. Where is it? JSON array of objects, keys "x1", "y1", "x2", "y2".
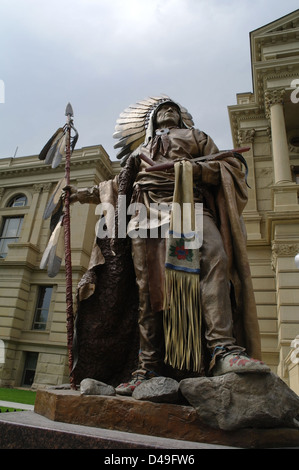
[{"x1": 0, "y1": 0, "x2": 298, "y2": 162}]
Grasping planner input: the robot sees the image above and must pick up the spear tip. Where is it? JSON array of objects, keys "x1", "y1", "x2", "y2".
[{"x1": 65, "y1": 102, "x2": 74, "y2": 117}]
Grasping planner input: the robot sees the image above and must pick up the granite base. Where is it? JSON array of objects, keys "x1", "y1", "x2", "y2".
[
  {"x1": 0, "y1": 410, "x2": 222, "y2": 449},
  {"x1": 30, "y1": 389, "x2": 299, "y2": 449}
]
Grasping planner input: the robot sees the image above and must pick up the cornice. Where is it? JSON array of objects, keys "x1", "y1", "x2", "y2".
[
  {"x1": 250, "y1": 11, "x2": 299, "y2": 62},
  {"x1": 0, "y1": 150, "x2": 117, "y2": 181},
  {"x1": 252, "y1": 30, "x2": 299, "y2": 63}
]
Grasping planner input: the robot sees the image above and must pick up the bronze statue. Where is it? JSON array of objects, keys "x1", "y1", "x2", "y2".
[{"x1": 67, "y1": 95, "x2": 270, "y2": 393}]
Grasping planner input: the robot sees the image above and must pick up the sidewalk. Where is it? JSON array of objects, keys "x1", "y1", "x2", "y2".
[{"x1": 0, "y1": 400, "x2": 34, "y2": 411}]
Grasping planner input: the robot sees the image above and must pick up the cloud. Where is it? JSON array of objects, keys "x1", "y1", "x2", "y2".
[{"x1": 0, "y1": 0, "x2": 298, "y2": 159}]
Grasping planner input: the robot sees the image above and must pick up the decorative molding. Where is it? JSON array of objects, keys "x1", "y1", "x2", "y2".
[
  {"x1": 271, "y1": 241, "x2": 299, "y2": 270},
  {"x1": 237, "y1": 129, "x2": 256, "y2": 145},
  {"x1": 33, "y1": 183, "x2": 52, "y2": 193},
  {"x1": 229, "y1": 110, "x2": 267, "y2": 146},
  {"x1": 33, "y1": 184, "x2": 43, "y2": 194},
  {"x1": 42, "y1": 183, "x2": 52, "y2": 192},
  {"x1": 264, "y1": 89, "x2": 286, "y2": 119},
  {"x1": 0, "y1": 151, "x2": 116, "y2": 179}
]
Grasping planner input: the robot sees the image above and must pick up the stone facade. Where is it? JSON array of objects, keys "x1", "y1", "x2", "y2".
[
  {"x1": 0, "y1": 145, "x2": 119, "y2": 388},
  {"x1": 228, "y1": 9, "x2": 299, "y2": 393}
]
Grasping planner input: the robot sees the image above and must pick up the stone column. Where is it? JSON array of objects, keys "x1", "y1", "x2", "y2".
[
  {"x1": 265, "y1": 89, "x2": 298, "y2": 211},
  {"x1": 265, "y1": 89, "x2": 292, "y2": 184}
]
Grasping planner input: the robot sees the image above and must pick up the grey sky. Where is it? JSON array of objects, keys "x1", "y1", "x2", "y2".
[{"x1": 0, "y1": 0, "x2": 298, "y2": 161}]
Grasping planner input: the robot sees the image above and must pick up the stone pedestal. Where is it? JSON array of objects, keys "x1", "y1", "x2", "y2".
[
  {"x1": 30, "y1": 389, "x2": 299, "y2": 449},
  {"x1": 0, "y1": 410, "x2": 219, "y2": 449}
]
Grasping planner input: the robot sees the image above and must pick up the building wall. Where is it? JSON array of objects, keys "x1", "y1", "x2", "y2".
[
  {"x1": 228, "y1": 9, "x2": 299, "y2": 392},
  {"x1": 0, "y1": 145, "x2": 119, "y2": 388}
]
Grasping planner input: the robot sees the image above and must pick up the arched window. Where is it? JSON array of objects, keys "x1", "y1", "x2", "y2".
[
  {"x1": 7, "y1": 194, "x2": 27, "y2": 207},
  {"x1": 0, "y1": 194, "x2": 27, "y2": 258}
]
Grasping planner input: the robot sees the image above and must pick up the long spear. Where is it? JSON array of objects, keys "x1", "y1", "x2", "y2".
[
  {"x1": 39, "y1": 103, "x2": 78, "y2": 389},
  {"x1": 64, "y1": 103, "x2": 76, "y2": 389}
]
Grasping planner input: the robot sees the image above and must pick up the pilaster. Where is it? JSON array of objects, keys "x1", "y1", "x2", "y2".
[
  {"x1": 271, "y1": 241, "x2": 299, "y2": 380},
  {"x1": 29, "y1": 183, "x2": 52, "y2": 246},
  {"x1": 237, "y1": 128, "x2": 262, "y2": 240}
]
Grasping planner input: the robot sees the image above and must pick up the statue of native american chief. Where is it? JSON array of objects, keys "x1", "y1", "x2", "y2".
[{"x1": 67, "y1": 95, "x2": 270, "y2": 393}]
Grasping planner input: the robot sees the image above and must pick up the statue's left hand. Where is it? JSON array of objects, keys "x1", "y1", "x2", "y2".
[{"x1": 62, "y1": 185, "x2": 79, "y2": 204}]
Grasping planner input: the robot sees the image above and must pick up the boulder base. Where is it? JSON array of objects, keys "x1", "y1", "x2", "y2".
[
  {"x1": 80, "y1": 378, "x2": 115, "y2": 396},
  {"x1": 179, "y1": 372, "x2": 299, "y2": 431},
  {"x1": 132, "y1": 376, "x2": 179, "y2": 403}
]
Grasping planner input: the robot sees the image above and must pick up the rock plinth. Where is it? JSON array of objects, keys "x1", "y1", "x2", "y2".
[{"x1": 179, "y1": 372, "x2": 299, "y2": 431}]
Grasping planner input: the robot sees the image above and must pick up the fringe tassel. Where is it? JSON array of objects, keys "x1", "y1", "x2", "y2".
[{"x1": 163, "y1": 269, "x2": 201, "y2": 372}]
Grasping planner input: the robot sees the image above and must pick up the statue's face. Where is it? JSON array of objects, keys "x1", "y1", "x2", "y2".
[{"x1": 155, "y1": 103, "x2": 181, "y2": 129}]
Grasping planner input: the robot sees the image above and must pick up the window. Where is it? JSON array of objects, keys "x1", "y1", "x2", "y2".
[
  {"x1": 8, "y1": 194, "x2": 27, "y2": 207},
  {"x1": 292, "y1": 166, "x2": 299, "y2": 203},
  {"x1": 22, "y1": 352, "x2": 38, "y2": 387},
  {"x1": 292, "y1": 166, "x2": 299, "y2": 184},
  {"x1": 290, "y1": 136, "x2": 299, "y2": 149},
  {"x1": 0, "y1": 216, "x2": 24, "y2": 258},
  {"x1": 32, "y1": 286, "x2": 53, "y2": 330}
]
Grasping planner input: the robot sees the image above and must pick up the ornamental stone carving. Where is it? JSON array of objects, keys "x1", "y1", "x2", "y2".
[
  {"x1": 33, "y1": 183, "x2": 43, "y2": 194},
  {"x1": 237, "y1": 129, "x2": 256, "y2": 145},
  {"x1": 271, "y1": 242, "x2": 299, "y2": 270},
  {"x1": 264, "y1": 89, "x2": 286, "y2": 119},
  {"x1": 33, "y1": 183, "x2": 52, "y2": 193}
]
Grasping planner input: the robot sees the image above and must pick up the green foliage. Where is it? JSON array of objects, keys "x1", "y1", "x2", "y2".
[
  {"x1": 0, "y1": 387, "x2": 36, "y2": 405},
  {"x1": 0, "y1": 406, "x2": 23, "y2": 413}
]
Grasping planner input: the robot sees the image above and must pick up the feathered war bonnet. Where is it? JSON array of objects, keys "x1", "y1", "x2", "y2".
[{"x1": 113, "y1": 95, "x2": 194, "y2": 166}]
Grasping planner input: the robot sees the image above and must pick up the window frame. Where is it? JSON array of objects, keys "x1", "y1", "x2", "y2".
[
  {"x1": 21, "y1": 352, "x2": 38, "y2": 387},
  {"x1": 0, "y1": 215, "x2": 24, "y2": 258},
  {"x1": 32, "y1": 285, "x2": 53, "y2": 331},
  {"x1": 8, "y1": 194, "x2": 28, "y2": 207}
]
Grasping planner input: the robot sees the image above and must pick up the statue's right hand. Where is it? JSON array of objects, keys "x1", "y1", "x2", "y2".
[{"x1": 62, "y1": 185, "x2": 79, "y2": 204}]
